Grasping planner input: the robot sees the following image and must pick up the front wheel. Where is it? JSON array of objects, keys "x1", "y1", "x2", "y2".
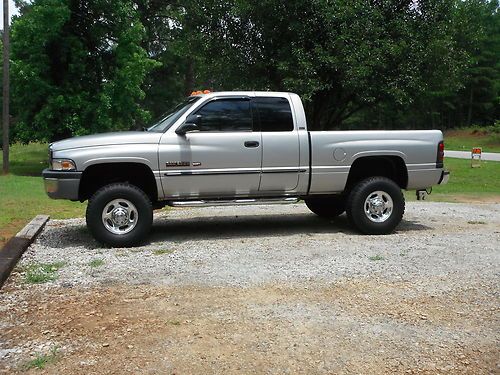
[
  {"x1": 346, "y1": 177, "x2": 405, "y2": 235},
  {"x1": 86, "y1": 183, "x2": 153, "y2": 247}
]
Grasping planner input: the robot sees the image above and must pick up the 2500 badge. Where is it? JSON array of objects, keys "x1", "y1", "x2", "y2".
[{"x1": 165, "y1": 161, "x2": 201, "y2": 167}]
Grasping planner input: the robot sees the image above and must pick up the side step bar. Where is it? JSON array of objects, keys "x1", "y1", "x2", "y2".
[{"x1": 168, "y1": 197, "x2": 300, "y2": 208}]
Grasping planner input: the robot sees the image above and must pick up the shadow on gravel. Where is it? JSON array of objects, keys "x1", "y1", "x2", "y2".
[
  {"x1": 40, "y1": 213, "x2": 432, "y2": 249},
  {"x1": 38, "y1": 224, "x2": 98, "y2": 249},
  {"x1": 396, "y1": 220, "x2": 432, "y2": 232},
  {"x1": 149, "y1": 213, "x2": 432, "y2": 243}
]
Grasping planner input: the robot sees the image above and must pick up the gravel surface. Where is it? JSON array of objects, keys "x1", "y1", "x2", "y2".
[
  {"x1": 0, "y1": 201, "x2": 499, "y2": 374},
  {"x1": 17, "y1": 202, "x2": 500, "y2": 288}
]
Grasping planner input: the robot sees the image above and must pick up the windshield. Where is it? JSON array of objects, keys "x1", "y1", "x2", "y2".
[{"x1": 147, "y1": 96, "x2": 201, "y2": 133}]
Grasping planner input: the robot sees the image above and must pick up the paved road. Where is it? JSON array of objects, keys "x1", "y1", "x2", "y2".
[{"x1": 446, "y1": 150, "x2": 500, "y2": 161}]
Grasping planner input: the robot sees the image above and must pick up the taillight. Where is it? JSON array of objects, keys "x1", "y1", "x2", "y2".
[{"x1": 436, "y1": 141, "x2": 444, "y2": 168}]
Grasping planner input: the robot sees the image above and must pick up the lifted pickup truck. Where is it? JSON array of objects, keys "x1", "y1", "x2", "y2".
[{"x1": 43, "y1": 91, "x2": 449, "y2": 247}]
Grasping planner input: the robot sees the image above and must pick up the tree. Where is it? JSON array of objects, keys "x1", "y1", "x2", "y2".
[
  {"x1": 7, "y1": 0, "x2": 499, "y2": 138},
  {"x1": 170, "y1": 0, "x2": 471, "y2": 130},
  {"x1": 11, "y1": 0, "x2": 160, "y2": 142},
  {"x1": 2, "y1": 0, "x2": 10, "y2": 173},
  {"x1": 133, "y1": 1, "x2": 193, "y2": 119},
  {"x1": 457, "y1": 0, "x2": 499, "y2": 127}
]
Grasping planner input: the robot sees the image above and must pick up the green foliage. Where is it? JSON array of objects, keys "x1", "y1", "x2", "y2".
[
  {"x1": 4, "y1": 0, "x2": 499, "y2": 139},
  {"x1": 445, "y1": 125, "x2": 500, "y2": 152},
  {"x1": 24, "y1": 262, "x2": 66, "y2": 284},
  {"x1": 23, "y1": 347, "x2": 59, "y2": 370},
  {"x1": 10, "y1": 0, "x2": 160, "y2": 142},
  {"x1": 144, "y1": 0, "x2": 496, "y2": 130}
]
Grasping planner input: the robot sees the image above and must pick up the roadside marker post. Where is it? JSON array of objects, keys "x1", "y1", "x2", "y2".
[{"x1": 471, "y1": 147, "x2": 482, "y2": 168}]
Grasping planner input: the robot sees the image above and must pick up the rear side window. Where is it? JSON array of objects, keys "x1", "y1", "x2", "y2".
[
  {"x1": 195, "y1": 99, "x2": 253, "y2": 132},
  {"x1": 254, "y1": 97, "x2": 294, "y2": 132}
]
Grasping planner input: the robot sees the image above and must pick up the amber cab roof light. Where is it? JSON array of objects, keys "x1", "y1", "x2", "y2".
[{"x1": 190, "y1": 90, "x2": 211, "y2": 96}]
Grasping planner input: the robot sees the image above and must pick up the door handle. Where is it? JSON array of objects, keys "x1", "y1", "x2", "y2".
[{"x1": 244, "y1": 141, "x2": 260, "y2": 148}]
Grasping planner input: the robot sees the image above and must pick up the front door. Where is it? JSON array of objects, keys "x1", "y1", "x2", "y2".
[{"x1": 159, "y1": 98, "x2": 262, "y2": 198}]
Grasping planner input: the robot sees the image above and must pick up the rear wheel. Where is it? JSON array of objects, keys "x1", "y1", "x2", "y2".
[
  {"x1": 86, "y1": 183, "x2": 153, "y2": 247},
  {"x1": 346, "y1": 177, "x2": 404, "y2": 234},
  {"x1": 305, "y1": 195, "x2": 346, "y2": 218}
]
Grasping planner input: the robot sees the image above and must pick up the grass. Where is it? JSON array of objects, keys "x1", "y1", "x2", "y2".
[
  {"x1": 23, "y1": 347, "x2": 59, "y2": 370},
  {"x1": 445, "y1": 126, "x2": 500, "y2": 153},
  {"x1": 428, "y1": 158, "x2": 500, "y2": 201},
  {"x1": 0, "y1": 143, "x2": 85, "y2": 247},
  {"x1": 153, "y1": 249, "x2": 173, "y2": 256},
  {"x1": 369, "y1": 255, "x2": 385, "y2": 261},
  {"x1": 24, "y1": 262, "x2": 66, "y2": 284},
  {"x1": 88, "y1": 258, "x2": 105, "y2": 268}
]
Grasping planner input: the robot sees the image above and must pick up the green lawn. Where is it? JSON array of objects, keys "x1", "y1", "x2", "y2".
[
  {"x1": 1, "y1": 142, "x2": 499, "y2": 246},
  {"x1": 444, "y1": 128, "x2": 500, "y2": 153},
  {"x1": 0, "y1": 143, "x2": 85, "y2": 245},
  {"x1": 428, "y1": 157, "x2": 500, "y2": 201}
]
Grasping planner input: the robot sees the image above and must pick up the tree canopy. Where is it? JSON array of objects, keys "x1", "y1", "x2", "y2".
[
  {"x1": 2, "y1": 0, "x2": 499, "y2": 142},
  {"x1": 10, "y1": 0, "x2": 159, "y2": 141}
]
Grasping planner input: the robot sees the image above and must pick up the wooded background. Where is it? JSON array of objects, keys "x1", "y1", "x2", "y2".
[{"x1": 1, "y1": 0, "x2": 499, "y2": 142}]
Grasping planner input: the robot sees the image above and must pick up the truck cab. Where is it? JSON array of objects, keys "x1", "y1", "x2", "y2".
[{"x1": 153, "y1": 92, "x2": 309, "y2": 198}]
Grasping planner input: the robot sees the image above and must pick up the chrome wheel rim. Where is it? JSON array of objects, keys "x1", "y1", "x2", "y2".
[
  {"x1": 364, "y1": 191, "x2": 393, "y2": 223},
  {"x1": 101, "y1": 199, "x2": 138, "y2": 235}
]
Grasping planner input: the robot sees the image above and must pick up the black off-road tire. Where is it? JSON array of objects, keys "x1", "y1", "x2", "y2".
[
  {"x1": 86, "y1": 183, "x2": 153, "y2": 247},
  {"x1": 346, "y1": 177, "x2": 405, "y2": 235},
  {"x1": 305, "y1": 195, "x2": 346, "y2": 218}
]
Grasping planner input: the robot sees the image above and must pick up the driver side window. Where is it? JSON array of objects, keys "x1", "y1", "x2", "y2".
[{"x1": 195, "y1": 99, "x2": 253, "y2": 132}]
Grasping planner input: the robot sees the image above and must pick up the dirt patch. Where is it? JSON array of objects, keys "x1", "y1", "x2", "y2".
[
  {"x1": 445, "y1": 129, "x2": 491, "y2": 137},
  {"x1": 1, "y1": 279, "x2": 498, "y2": 374},
  {"x1": 0, "y1": 219, "x2": 26, "y2": 249}
]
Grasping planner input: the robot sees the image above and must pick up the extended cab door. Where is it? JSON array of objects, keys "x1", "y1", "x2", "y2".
[
  {"x1": 159, "y1": 97, "x2": 262, "y2": 198},
  {"x1": 253, "y1": 96, "x2": 301, "y2": 192}
]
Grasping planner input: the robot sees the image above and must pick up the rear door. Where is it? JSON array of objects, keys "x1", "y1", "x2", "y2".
[{"x1": 253, "y1": 96, "x2": 301, "y2": 192}]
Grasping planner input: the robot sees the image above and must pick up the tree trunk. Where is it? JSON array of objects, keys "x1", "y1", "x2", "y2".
[
  {"x1": 466, "y1": 87, "x2": 474, "y2": 127},
  {"x1": 2, "y1": 0, "x2": 10, "y2": 174}
]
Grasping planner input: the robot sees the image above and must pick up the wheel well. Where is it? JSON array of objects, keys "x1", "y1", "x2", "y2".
[
  {"x1": 346, "y1": 156, "x2": 408, "y2": 190},
  {"x1": 79, "y1": 163, "x2": 158, "y2": 202}
]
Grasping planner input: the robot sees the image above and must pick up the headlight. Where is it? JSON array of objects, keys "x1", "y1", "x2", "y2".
[{"x1": 51, "y1": 159, "x2": 77, "y2": 171}]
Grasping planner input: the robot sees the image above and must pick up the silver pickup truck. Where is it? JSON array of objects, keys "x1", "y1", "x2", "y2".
[{"x1": 43, "y1": 91, "x2": 449, "y2": 247}]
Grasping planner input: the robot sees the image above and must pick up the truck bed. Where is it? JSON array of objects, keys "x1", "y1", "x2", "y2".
[{"x1": 309, "y1": 130, "x2": 443, "y2": 193}]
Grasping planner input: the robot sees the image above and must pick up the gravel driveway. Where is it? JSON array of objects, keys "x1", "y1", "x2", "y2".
[{"x1": 1, "y1": 202, "x2": 499, "y2": 374}]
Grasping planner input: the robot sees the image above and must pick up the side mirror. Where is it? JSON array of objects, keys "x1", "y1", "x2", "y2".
[{"x1": 176, "y1": 115, "x2": 201, "y2": 135}]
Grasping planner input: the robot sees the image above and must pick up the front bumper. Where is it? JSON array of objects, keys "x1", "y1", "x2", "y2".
[
  {"x1": 438, "y1": 170, "x2": 450, "y2": 185},
  {"x1": 42, "y1": 169, "x2": 82, "y2": 200}
]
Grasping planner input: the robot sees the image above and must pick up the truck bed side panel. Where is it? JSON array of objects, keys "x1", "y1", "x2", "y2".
[{"x1": 309, "y1": 130, "x2": 444, "y2": 193}]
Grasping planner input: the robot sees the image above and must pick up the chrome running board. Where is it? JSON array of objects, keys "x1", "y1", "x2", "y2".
[{"x1": 168, "y1": 197, "x2": 300, "y2": 208}]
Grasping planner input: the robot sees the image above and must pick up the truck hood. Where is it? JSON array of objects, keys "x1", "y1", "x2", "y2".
[{"x1": 50, "y1": 131, "x2": 163, "y2": 151}]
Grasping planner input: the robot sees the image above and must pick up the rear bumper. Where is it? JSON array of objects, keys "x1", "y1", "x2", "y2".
[
  {"x1": 438, "y1": 170, "x2": 450, "y2": 185},
  {"x1": 42, "y1": 169, "x2": 82, "y2": 200}
]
